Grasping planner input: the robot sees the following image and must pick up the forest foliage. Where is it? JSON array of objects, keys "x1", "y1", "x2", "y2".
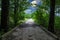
[{"x1": 0, "y1": 0, "x2": 60, "y2": 36}]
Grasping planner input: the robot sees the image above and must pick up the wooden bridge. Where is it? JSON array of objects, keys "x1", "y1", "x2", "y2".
[{"x1": 1, "y1": 22, "x2": 59, "y2": 40}]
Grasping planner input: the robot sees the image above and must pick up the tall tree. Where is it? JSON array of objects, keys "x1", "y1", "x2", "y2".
[
  {"x1": 14, "y1": 0, "x2": 29, "y2": 26},
  {"x1": 48, "y1": 0, "x2": 55, "y2": 33},
  {"x1": 1, "y1": 0, "x2": 9, "y2": 32},
  {"x1": 14, "y1": 0, "x2": 19, "y2": 26}
]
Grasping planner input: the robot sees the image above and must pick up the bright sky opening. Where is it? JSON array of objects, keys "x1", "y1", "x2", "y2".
[{"x1": 24, "y1": 0, "x2": 42, "y2": 14}]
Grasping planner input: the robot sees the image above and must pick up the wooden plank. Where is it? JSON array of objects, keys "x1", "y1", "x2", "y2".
[{"x1": 1, "y1": 24, "x2": 59, "y2": 40}]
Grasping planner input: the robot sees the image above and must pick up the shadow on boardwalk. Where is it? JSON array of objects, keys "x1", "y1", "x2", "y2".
[{"x1": 1, "y1": 22, "x2": 59, "y2": 40}]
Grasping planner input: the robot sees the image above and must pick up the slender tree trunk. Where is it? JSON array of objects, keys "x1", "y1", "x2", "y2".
[
  {"x1": 1, "y1": 0, "x2": 9, "y2": 32},
  {"x1": 14, "y1": 0, "x2": 19, "y2": 26},
  {"x1": 48, "y1": 0, "x2": 55, "y2": 33}
]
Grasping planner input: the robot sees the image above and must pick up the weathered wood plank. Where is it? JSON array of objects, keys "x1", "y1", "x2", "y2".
[{"x1": 2, "y1": 24, "x2": 59, "y2": 40}]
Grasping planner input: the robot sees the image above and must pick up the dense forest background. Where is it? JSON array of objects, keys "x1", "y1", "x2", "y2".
[{"x1": 0, "y1": 0, "x2": 60, "y2": 38}]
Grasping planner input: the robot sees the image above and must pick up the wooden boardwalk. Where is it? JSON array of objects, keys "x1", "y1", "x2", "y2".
[{"x1": 2, "y1": 23, "x2": 59, "y2": 40}]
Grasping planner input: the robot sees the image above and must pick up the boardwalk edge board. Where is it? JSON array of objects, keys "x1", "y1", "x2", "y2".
[
  {"x1": 1, "y1": 24, "x2": 21, "y2": 38},
  {"x1": 39, "y1": 25, "x2": 59, "y2": 40}
]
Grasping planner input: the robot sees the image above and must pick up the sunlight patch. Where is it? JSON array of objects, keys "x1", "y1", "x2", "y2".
[
  {"x1": 0, "y1": 8, "x2": 1, "y2": 10},
  {"x1": 25, "y1": 18, "x2": 34, "y2": 24}
]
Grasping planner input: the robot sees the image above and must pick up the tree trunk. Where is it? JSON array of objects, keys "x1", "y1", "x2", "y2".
[
  {"x1": 48, "y1": 0, "x2": 55, "y2": 33},
  {"x1": 14, "y1": 0, "x2": 19, "y2": 26},
  {"x1": 1, "y1": 0, "x2": 9, "y2": 32}
]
